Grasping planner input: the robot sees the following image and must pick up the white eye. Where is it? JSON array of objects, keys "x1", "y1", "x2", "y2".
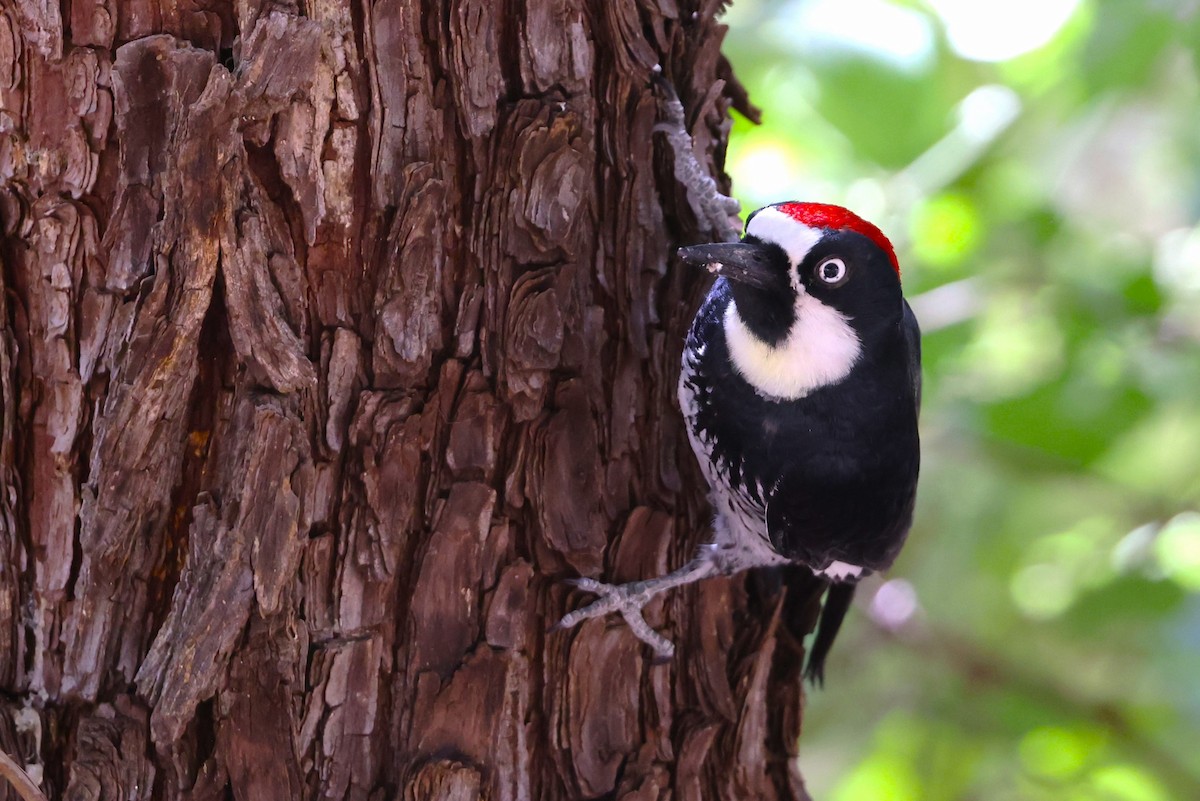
[{"x1": 815, "y1": 257, "x2": 848, "y2": 285}]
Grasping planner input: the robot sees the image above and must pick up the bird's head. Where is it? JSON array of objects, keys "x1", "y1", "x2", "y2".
[{"x1": 679, "y1": 202, "x2": 905, "y2": 399}]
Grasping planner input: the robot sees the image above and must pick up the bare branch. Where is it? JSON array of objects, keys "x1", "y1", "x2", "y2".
[{"x1": 0, "y1": 749, "x2": 48, "y2": 801}]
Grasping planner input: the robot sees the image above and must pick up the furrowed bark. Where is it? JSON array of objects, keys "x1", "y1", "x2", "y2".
[{"x1": 0, "y1": 1, "x2": 814, "y2": 799}]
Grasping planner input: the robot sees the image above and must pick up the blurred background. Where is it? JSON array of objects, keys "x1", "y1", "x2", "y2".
[{"x1": 719, "y1": 0, "x2": 1200, "y2": 798}]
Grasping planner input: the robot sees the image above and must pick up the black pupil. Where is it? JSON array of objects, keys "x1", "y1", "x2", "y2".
[{"x1": 823, "y1": 262, "x2": 840, "y2": 279}]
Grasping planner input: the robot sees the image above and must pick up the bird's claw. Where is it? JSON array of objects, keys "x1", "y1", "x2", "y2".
[
  {"x1": 562, "y1": 576, "x2": 610, "y2": 594},
  {"x1": 553, "y1": 577, "x2": 676, "y2": 660}
]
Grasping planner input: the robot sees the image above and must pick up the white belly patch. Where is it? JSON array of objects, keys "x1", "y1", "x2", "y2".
[{"x1": 818, "y1": 560, "x2": 864, "y2": 581}]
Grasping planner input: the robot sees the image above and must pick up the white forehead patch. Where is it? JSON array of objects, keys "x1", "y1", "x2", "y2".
[
  {"x1": 724, "y1": 294, "x2": 861, "y2": 401},
  {"x1": 745, "y1": 206, "x2": 822, "y2": 269}
]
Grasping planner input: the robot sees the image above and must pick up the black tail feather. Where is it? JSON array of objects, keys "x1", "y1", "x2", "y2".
[{"x1": 804, "y1": 582, "x2": 856, "y2": 686}]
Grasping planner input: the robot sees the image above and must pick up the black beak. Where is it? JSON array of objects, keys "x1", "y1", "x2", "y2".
[{"x1": 677, "y1": 242, "x2": 784, "y2": 291}]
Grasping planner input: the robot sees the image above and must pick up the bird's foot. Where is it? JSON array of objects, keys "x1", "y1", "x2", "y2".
[
  {"x1": 552, "y1": 576, "x2": 676, "y2": 661},
  {"x1": 649, "y1": 72, "x2": 741, "y2": 243},
  {"x1": 553, "y1": 547, "x2": 726, "y2": 660}
]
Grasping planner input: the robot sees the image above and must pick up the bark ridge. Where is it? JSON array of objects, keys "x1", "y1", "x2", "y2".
[{"x1": 0, "y1": 2, "x2": 811, "y2": 799}]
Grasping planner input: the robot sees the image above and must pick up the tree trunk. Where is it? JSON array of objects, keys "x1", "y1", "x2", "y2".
[{"x1": 0, "y1": 1, "x2": 814, "y2": 799}]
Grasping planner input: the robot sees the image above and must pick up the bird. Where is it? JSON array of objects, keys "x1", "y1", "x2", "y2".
[{"x1": 555, "y1": 201, "x2": 921, "y2": 683}]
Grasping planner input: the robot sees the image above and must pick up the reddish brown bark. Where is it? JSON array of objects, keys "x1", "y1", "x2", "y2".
[{"x1": 0, "y1": 1, "x2": 814, "y2": 799}]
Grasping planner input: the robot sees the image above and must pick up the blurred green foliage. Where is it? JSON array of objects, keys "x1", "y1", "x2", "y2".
[{"x1": 720, "y1": 0, "x2": 1200, "y2": 797}]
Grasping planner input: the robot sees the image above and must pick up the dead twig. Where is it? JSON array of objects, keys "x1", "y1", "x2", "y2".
[{"x1": 0, "y1": 748, "x2": 48, "y2": 801}]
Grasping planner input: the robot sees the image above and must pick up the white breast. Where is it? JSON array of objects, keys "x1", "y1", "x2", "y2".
[{"x1": 723, "y1": 293, "x2": 861, "y2": 401}]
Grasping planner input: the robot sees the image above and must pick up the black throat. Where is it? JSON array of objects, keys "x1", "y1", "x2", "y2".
[{"x1": 726, "y1": 280, "x2": 795, "y2": 347}]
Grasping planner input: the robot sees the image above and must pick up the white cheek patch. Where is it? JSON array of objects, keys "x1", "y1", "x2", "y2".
[
  {"x1": 745, "y1": 207, "x2": 821, "y2": 270},
  {"x1": 723, "y1": 293, "x2": 861, "y2": 401}
]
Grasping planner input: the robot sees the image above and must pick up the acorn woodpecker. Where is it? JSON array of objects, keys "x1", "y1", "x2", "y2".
[{"x1": 557, "y1": 202, "x2": 921, "y2": 683}]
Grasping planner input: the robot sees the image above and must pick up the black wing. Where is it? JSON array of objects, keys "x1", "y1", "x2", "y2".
[
  {"x1": 777, "y1": 298, "x2": 922, "y2": 685},
  {"x1": 903, "y1": 298, "x2": 922, "y2": 412}
]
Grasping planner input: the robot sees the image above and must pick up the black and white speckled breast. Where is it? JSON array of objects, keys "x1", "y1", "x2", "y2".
[{"x1": 678, "y1": 345, "x2": 776, "y2": 556}]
